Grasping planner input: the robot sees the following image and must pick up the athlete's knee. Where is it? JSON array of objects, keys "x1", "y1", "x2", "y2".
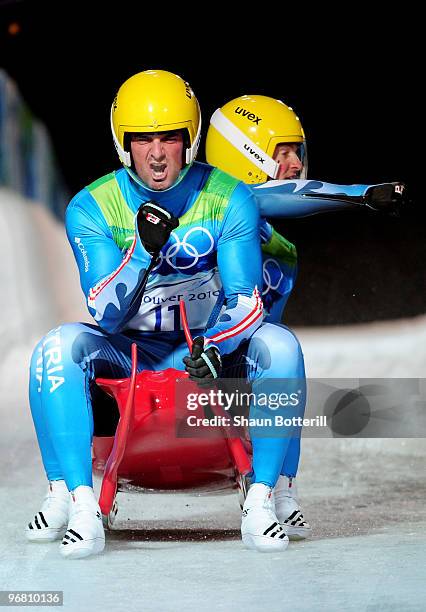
[
  {"x1": 251, "y1": 323, "x2": 305, "y2": 376},
  {"x1": 273, "y1": 324, "x2": 304, "y2": 366}
]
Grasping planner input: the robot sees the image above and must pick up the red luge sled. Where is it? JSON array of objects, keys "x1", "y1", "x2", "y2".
[{"x1": 92, "y1": 301, "x2": 252, "y2": 525}]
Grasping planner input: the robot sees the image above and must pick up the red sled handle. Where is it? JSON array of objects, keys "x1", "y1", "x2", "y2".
[
  {"x1": 179, "y1": 300, "x2": 251, "y2": 476},
  {"x1": 179, "y1": 299, "x2": 193, "y2": 352},
  {"x1": 98, "y1": 342, "x2": 138, "y2": 516}
]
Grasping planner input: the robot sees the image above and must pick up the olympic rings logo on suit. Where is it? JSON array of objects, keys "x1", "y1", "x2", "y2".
[
  {"x1": 262, "y1": 258, "x2": 284, "y2": 295},
  {"x1": 153, "y1": 227, "x2": 215, "y2": 271}
]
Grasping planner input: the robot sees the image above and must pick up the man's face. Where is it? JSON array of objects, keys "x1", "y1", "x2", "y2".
[
  {"x1": 273, "y1": 143, "x2": 303, "y2": 180},
  {"x1": 130, "y1": 130, "x2": 184, "y2": 190}
]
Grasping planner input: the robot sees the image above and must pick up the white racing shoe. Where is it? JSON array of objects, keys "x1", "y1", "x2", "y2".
[
  {"x1": 60, "y1": 486, "x2": 105, "y2": 559},
  {"x1": 273, "y1": 475, "x2": 311, "y2": 540},
  {"x1": 26, "y1": 479, "x2": 70, "y2": 542},
  {"x1": 241, "y1": 483, "x2": 289, "y2": 552}
]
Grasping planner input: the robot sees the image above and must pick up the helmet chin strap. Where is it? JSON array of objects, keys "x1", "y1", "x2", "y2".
[{"x1": 210, "y1": 108, "x2": 280, "y2": 179}]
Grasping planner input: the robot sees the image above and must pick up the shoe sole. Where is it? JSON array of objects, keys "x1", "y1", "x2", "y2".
[
  {"x1": 283, "y1": 526, "x2": 312, "y2": 540},
  {"x1": 60, "y1": 537, "x2": 105, "y2": 559},
  {"x1": 242, "y1": 533, "x2": 289, "y2": 553}
]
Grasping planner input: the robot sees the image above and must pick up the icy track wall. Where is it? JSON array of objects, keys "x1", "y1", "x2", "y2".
[
  {"x1": 0, "y1": 69, "x2": 88, "y2": 352},
  {"x1": 0, "y1": 71, "x2": 85, "y2": 448},
  {"x1": 0, "y1": 69, "x2": 69, "y2": 219},
  {"x1": 0, "y1": 188, "x2": 88, "y2": 350}
]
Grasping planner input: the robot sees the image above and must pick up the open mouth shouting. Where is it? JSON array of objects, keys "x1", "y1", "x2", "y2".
[{"x1": 150, "y1": 163, "x2": 168, "y2": 182}]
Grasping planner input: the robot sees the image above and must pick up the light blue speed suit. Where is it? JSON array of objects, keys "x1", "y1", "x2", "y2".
[{"x1": 29, "y1": 161, "x2": 306, "y2": 491}]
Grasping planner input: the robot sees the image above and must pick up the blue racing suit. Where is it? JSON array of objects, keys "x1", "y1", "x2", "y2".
[
  {"x1": 252, "y1": 179, "x2": 381, "y2": 219},
  {"x1": 29, "y1": 162, "x2": 305, "y2": 491}
]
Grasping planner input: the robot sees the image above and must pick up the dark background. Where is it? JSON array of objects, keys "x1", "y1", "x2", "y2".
[{"x1": 0, "y1": 1, "x2": 423, "y2": 325}]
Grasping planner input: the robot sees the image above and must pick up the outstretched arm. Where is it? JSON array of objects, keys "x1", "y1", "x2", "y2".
[{"x1": 252, "y1": 180, "x2": 406, "y2": 218}]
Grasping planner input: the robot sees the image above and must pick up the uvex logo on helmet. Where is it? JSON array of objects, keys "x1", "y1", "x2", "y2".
[
  {"x1": 234, "y1": 107, "x2": 262, "y2": 124},
  {"x1": 243, "y1": 144, "x2": 265, "y2": 164}
]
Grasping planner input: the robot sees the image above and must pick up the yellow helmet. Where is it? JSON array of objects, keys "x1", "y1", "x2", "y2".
[
  {"x1": 205, "y1": 94, "x2": 307, "y2": 184},
  {"x1": 111, "y1": 69, "x2": 201, "y2": 168}
]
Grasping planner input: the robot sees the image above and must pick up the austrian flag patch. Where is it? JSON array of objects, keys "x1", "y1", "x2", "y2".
[{"x1": 146, "y1": 213, "x2": 160, "y2": 224}]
